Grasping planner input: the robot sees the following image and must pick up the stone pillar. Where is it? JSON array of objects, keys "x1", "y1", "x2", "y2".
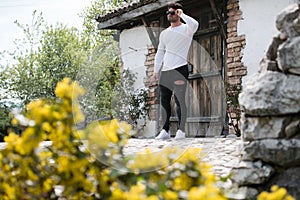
[{"x1": 231, "y1": 3, "x2": 300, "y2": 199}]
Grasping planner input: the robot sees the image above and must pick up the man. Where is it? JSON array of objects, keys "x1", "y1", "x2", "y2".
[{"x1": 154, "y1": 2, "x2": 199, "y2": 139}]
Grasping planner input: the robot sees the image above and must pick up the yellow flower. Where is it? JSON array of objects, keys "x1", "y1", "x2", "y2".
[
  {"x1": 42, "y1": 122, "x2": 52, "y2": 132},
  {"x1": 4, "y1": 132, "x2": 20, "y2": 150},
  {"x1": 43, "y1": 178, "x2": 54, "y2": 192},
  {"x1": 176, "y1": 148, "x2": 202, "y2": 164},
  {"x1": 127, "y1": 148, "x2": 169, "y2": 171},
  {"x1": 2, "y1": 183, "x2": 17, "y2": 200},
  {"x1": 11, "y1": 118, "x2": 18, "y2": 126},
  {"x1": 125, "y1": 182, "x2": 146, "y2": 200},
  {"x1": 109, "y1": 182, "x2": 127, "y2": 200},
  {"x1": 188, "y1": 186, "x2": 227, "y2": 200},
  {"x1": 55, "y1": 77, "x2": 85, "y2": 100},
  {"x1": 173, "y1": 173, "x2": 193, "y2": 191},
  {"x1": 57, "y1": 156, "x2": 69, "y2": 172},
  {"x1": 163, "y1": 190, "x2": 178, "y2": 200},
  {"x1": 102, "y1": 121, "x2": 119, "y2": 144},
  {"x1": 55, "y1": 77, "x2": 71, "y2": 99},
  {"x1": 257, "y1": 185, "x2": 295, "y2": 200}
]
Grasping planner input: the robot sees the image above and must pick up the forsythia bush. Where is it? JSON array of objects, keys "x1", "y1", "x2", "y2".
[{"x1": 0, "y1": 78, "x2": 295, "y2": 200}]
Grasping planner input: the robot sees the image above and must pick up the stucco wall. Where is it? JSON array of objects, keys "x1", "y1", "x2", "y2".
[
  {"x1": 119, "y1": 26, "x2": 156, "y2": 137},
  {"x1": 238, "y1": 0, "x2": 298, "y2": 84},
  {"x1": 119, "y1": 26, "x2": 152, "y2": 90}
]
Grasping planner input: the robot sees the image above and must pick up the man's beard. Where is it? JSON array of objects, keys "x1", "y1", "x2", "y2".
[{"x1": 168, "y1": 15, "x2": 179, "y2": 23}]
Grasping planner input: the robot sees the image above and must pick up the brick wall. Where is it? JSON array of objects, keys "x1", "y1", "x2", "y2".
[
  {"x1": 226, "y1": 0, "x2": 247, "y2": 133},
  {"x1": 143, "y1": 45, "x2": 158, "y2": 121},
  {"x1": 227, "y1": 0, "x2": 247, "y2": 85}
]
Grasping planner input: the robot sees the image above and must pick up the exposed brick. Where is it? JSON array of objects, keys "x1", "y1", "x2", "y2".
[
  {"x1": 227, "y1": 27, "x2": 237, "y2": 33},
  {"x1": 227, "y1": 32, "x2": 238, "y2": 38},
  {"x1": 226, "y1": 0, "x2": 243, "y2": 124},
  {"x1": 227, "y1": 3, "x2": 234, "y2": 10},
  {"x1": 233, "y1": 56, "x2": 241, "y2": 62},
  {"x1": 234, "y1": 47, "x2": 242, "y2": 52},
  {"x1": 227, "y1": 35, "x2": 245, "y2": 43},
  {"x1": 233, "y1": 2, "x2": 240, "y2": 8},
  {"x1": 233, "y1": 14, "x2": 242, "y2": 21},
  {"x1": 227, "y1": 62, "x2": 244, "y2": 69},
  {"x1": 228, "y1": 42, "x2": 242, "y2": 48},
  {"x1": 228, "y1": 51, "x2": 241, "y2": 58},
  {"x1": 227, "y1": 21, "x2": 237, "y2": 28},
  {"x1": 146, "y1": 55, "x2": 155, "y2": 61},
  {"x1": 149, "y1": 88, "x2": 156, "y2": 93},
  {"x1": 227, "y1": 77, "x2": 242, "y2": 85},
  {"x1": 227, "y1": 57, "x2": 233, "y2": 63},
  {"x1": 145, "y1": 61, "x2": 154, "y2": 66},
  {"x1": 229, "y1": 68, "x2": 247, "y2": 76},
  {"x1": 228, "y1": 10, "x2": 238, "y2": 17},
  {"x1": 228, "y1": 48, "x2": 234, "y2": 53},
  {"x1": 149, "y1": 92, "x2": 156, "y2": 98}
]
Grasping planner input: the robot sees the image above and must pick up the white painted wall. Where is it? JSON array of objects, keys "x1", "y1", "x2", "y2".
[
  {"x1": 119, "y1": 26, "x2": 156, "y2": 137},
  {"x1": 120, "y1": 26, "x2": 152, "y2": 90},
  {"x1": 238, "y1": 0, "x2": 298, "y2": 84}
]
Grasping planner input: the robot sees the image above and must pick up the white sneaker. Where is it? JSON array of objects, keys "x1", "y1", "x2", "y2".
[
  {"x1": 155, "y1": 129, "x2": 170, "y2": 140},
  {"x1": 175, "y1": 130, "x2": 186, "y2": 140}
]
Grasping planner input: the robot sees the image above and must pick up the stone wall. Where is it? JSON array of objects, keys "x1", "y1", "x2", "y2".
[{"x1": 231, "y1": 3, "x2": 300, "y2": 199}]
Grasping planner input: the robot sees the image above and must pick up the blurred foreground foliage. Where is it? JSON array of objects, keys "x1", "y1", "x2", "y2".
[
  {"x1": 0, "y1": 78, "x2": 226, "y2": 199},
  {"x1": 0, "y1": 78, "x2": 295, "y2": 200}
]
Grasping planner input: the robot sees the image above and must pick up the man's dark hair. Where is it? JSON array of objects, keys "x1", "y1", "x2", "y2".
[{"x1": 167, "y1": 2, "x2": 183, "y2": 10}]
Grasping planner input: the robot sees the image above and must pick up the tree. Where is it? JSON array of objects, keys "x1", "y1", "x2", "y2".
[
  {"x1": 0, "y1": 1, "x2": 149, "y2": 133},
  {"x1": 0, "y1": 11, "x2": 89, "y2": 104}
]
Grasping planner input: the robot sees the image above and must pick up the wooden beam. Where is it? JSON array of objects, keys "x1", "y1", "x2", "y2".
[
  {"x1": 141, "y1": 16, "x2": 158, "y2": 49},
  {"x1": 209, "y1": 0, "x2": 227, "y2": 40}
]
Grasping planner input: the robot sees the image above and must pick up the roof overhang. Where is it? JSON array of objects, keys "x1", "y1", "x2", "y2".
[{"x1": 96, "y1": 0, "x2": 181, "y2": 30}]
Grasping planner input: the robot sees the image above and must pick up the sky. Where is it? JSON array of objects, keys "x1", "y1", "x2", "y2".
[{"x1": 0, "y1": 0, "x2": 93, "y2": 55}]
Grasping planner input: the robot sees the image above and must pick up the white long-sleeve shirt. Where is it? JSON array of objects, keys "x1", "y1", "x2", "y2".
[{"x1": 154, "y1": 13, "x2": 199, "y2": 73}]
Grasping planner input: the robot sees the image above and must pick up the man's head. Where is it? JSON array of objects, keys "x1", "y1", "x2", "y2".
[{"x1": 166, "y1": 2, "x2": 183, "y2": 23}]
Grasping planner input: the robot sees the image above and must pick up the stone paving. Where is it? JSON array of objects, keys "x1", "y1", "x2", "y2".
[
  {"x1": 0, "y1": 136, "x2": 245, "y2": 179},
  {"x1": 123, "y1": 136, "x2": 246, "y2": 178}
]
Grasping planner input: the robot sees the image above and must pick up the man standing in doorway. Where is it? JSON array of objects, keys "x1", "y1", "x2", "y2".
[{"x1": 154, "y1": 2, "x2": 198, "y2": 139}]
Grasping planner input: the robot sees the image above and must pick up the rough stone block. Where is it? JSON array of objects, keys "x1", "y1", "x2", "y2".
[
  {"x1": 241, "y1": 114, "x2": 286, "y2": 141},
  {"x1": 239, "y1": 71, "x2": 300, "y2": 116},
  {"x1": 259, "y1": 58, "x2": 280, "y2": 73},
  {"x1": 243, "y1": 139, "x2": 300, "y2": 167},
  {"x1": 231, "y1": 160, "x2": 274, "y2": 185},
  {"x1": 278, "y1": 36, "x2": 300, "y2": 75},
  {"x1": 285, "y1": 119, "x2": 300, "y2": 138},
  {"x1": 276, "y1": 3, "x2": 300, "y2": 38}
]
